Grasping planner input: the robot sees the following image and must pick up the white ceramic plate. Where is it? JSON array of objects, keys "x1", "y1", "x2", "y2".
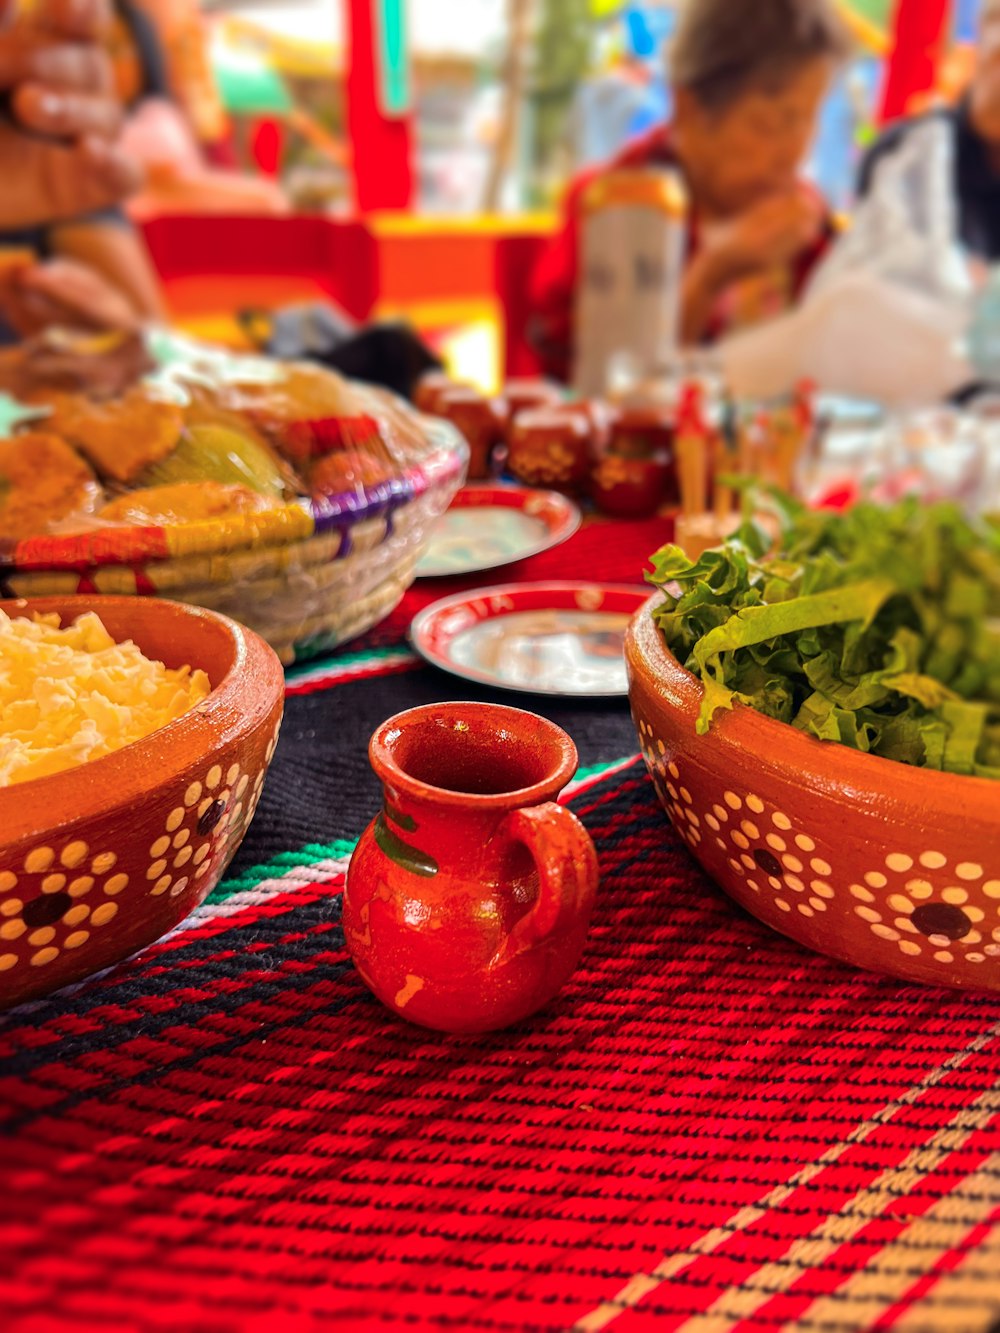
[
  {"x1": 415, "y1": 485, "x2": 581, "y2": 579},
  {"x1": 410, "y1": 582, "x2": 650, "y2": 698}
]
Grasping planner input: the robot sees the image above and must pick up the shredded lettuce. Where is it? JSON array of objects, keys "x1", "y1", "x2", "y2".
[{"x1": 647, "y1": 498, "x2": 1000, "y2": 779}]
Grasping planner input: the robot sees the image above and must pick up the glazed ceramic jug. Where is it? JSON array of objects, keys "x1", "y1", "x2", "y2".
[{"x1": 343, "y1": 702, "x2": 599, "y2": 1033}]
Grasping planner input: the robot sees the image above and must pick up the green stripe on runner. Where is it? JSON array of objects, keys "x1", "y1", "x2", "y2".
[
  {"x1": 284, "y1": 645, "x2": 408, "y2": 683},
  {"x1": 208, "y1": 839, "x2": 358, "y2": 904},
  {"x1": 573, "y1": 757, "x2": 637, "y2": 786},
  {"x1": 210, "y1": 759, "x2": 637, "y2": 905}
]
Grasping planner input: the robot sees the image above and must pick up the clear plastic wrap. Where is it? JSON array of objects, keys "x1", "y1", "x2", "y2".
[{"x1": 720, "y1": 119, "x2": 975, "y2": 407}]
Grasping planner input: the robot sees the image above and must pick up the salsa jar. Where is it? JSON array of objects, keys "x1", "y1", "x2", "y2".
[
  {"x1": 437, "y1": 387, "x2": 509, "y2": 480},
  {"x1": 507, "y1": 407, "x2": 592, "y2": 493}
]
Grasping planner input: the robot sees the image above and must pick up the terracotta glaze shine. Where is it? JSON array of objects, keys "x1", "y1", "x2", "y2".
[
  {"x1": 344, "y1": 702, "x2": 599, "y2": 1032},
  {"x1": 626, "y1": 597, "x2": 1000, "y2": 992},
  {"x1": 0, "y1": 596, "x2": 284, "y2": 1008}
]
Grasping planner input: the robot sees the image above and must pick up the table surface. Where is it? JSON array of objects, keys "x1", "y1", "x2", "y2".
[{"x1": 3, "y1": 514, "x2": 1000, "y2": 1333}]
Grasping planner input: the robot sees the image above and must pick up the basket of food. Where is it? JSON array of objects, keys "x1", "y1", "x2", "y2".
[{"x1": 0, "y1": 329, "x2": 469, "y2": 664}]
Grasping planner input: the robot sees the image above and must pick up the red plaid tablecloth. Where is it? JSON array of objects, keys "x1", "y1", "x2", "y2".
[{"x1": 3, "y1": 515, "x2": 1000, "y2": 1332}]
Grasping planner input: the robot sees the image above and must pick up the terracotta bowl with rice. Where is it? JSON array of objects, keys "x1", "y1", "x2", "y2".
[{"x1": 0, "y1": 595, "x2": 284, "y2": 1009}]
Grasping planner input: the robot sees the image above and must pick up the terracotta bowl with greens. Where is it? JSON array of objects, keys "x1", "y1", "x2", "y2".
[{"x1": 626, "y1": 499, "x2": 1000, "y2": 992}]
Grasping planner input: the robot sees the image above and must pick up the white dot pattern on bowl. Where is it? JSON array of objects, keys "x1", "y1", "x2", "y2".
[
  {"x1": 635, "y1": 720, "x2": 999, "y2": 979},
  {"x1": 24, "y1": 847, "x2": 53, "y2": 874},
  {"x1": 144, "y1": 759, "x2": 263, "y2": 900},
  {"x1": 60, "y1": 841, "x2": 89, "y2": 869},
  {"x1": 956, "y1": 863, "x2": 983, "y2": 882},
  {"x1": 0, "y1": 739, "x2": 273, "y2": 982},
  {"x1": 0, "y1": 835, "x2": 130, "y2": 977}
]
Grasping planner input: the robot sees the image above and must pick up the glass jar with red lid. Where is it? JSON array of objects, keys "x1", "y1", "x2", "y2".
[
  {"x1": 503, "y1": 378, "x2": 565, "y2": 421},
  {"x1": 437, "y1": 387, "x2": 509, "y2": 480},
  {"x1": 507, "y1": 407, "x2": 592, "y2": 493},
  {"x1": 590, "y1": 404, "x2": 677, "y2": 517}
]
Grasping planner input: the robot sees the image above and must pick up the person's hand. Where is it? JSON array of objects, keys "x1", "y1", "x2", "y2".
[
  {"x1": 699, "y1": 189, "x2": 826, "y2": 288},
  {"x1": 0, "y1": 0, "x2": 142, "y2": 228},
  {"x1": 0, "y1": 258, "x2": 142, "y2": 337},
  {"x1": 679, "y1": 188, "x2": 825, "y2": 345}
]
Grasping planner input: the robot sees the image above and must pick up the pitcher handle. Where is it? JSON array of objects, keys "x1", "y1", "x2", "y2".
[{"x1": 496, "y1": 803, "x2": 599, "y2": 965}]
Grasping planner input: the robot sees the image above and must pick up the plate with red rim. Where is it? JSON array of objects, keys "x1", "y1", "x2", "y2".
[
  {"x1": 410, "y1": 582, "x2": 650, "y2": 698},
  {"x1": 415, "y1": 485, "x2": 581, "y2": 579}
]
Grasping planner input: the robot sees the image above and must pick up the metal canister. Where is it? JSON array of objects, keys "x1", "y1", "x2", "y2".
[{"x1": 573, "y1": 167, "x2": 689, "y2": 399}]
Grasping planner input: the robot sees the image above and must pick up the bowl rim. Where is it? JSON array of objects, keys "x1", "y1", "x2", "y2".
[
  {"x1": 0, "y1": 594, "x2": 284, "y2": 843},
  {"x1": 370, "y1": 700, "x2": 579, "y2": 811},
  {"x1": 627, "y1": 593, "x2": 1000, "y2": 812}
]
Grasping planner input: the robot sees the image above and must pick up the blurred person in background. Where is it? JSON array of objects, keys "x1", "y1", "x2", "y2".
[
  {"x1": 0, "y1": 0, "x2": 163, "y2": 340},
  {"x1": 529, "y1": 0, "x2": 851, "y2": 382},
  {"x1": 858, "y1": 0, "x2": 1000, "y2": 261}
]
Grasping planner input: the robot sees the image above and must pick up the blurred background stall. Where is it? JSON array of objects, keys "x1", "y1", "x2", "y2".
[{"x1": 1, "y1": 0, "x2": 988, "y2": 391}]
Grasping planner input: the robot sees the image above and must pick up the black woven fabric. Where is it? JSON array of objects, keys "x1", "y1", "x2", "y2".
[{"x1": 229, "y1": 665, "x2": 639, "y2": 874}]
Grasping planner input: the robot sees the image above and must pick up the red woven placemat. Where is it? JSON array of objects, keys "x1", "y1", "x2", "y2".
[
  {"x1": 4, "y1": 766, "x2": 999, "y2": 1331},
  {"x1": 3, "y1": 515, "x2": 1000, "y2": 1331}
]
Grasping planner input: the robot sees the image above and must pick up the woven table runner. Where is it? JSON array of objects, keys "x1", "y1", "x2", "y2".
[{"x1": 3, "y1": 516, "x2": 1000, "y2": 1332}]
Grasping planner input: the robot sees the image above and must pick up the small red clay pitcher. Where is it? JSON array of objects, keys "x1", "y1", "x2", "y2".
[{"x1": 344, "y1": 702, "x2": 599, "y2": 1034}]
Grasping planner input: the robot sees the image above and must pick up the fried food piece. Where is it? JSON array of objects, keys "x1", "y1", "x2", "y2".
[
  {"x1": 233, "y1": 364, "x2": 355, "y2": 436},
  {"x1": 99, "y1": 481, "x2": 285, "y2": 527},
  {"x1": 43, "y1": 387, "x2": 184, "y2": 484},
  {"x1": 0, "y1": 433, "x2": 100, "y2": 541},
  {"x1": 310, "y1": 449, "x2": 395, "y2": 497},
  {"x1": 235, "y1": 366, "x2": 427, "y2": 477},
  {"x1": 183, "y1": 387, "x2": 285, "y2": 441},
  {"x1": 0, "y1": 346, "x2": 26, "y2": 398},
  {"x1": 136, "y1": 423, "x2": 296, "y2": 499}
]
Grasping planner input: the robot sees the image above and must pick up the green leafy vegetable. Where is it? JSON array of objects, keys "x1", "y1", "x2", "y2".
[{"x1": 647, "y1": 498, "x2": 1000, "y2": 779}]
